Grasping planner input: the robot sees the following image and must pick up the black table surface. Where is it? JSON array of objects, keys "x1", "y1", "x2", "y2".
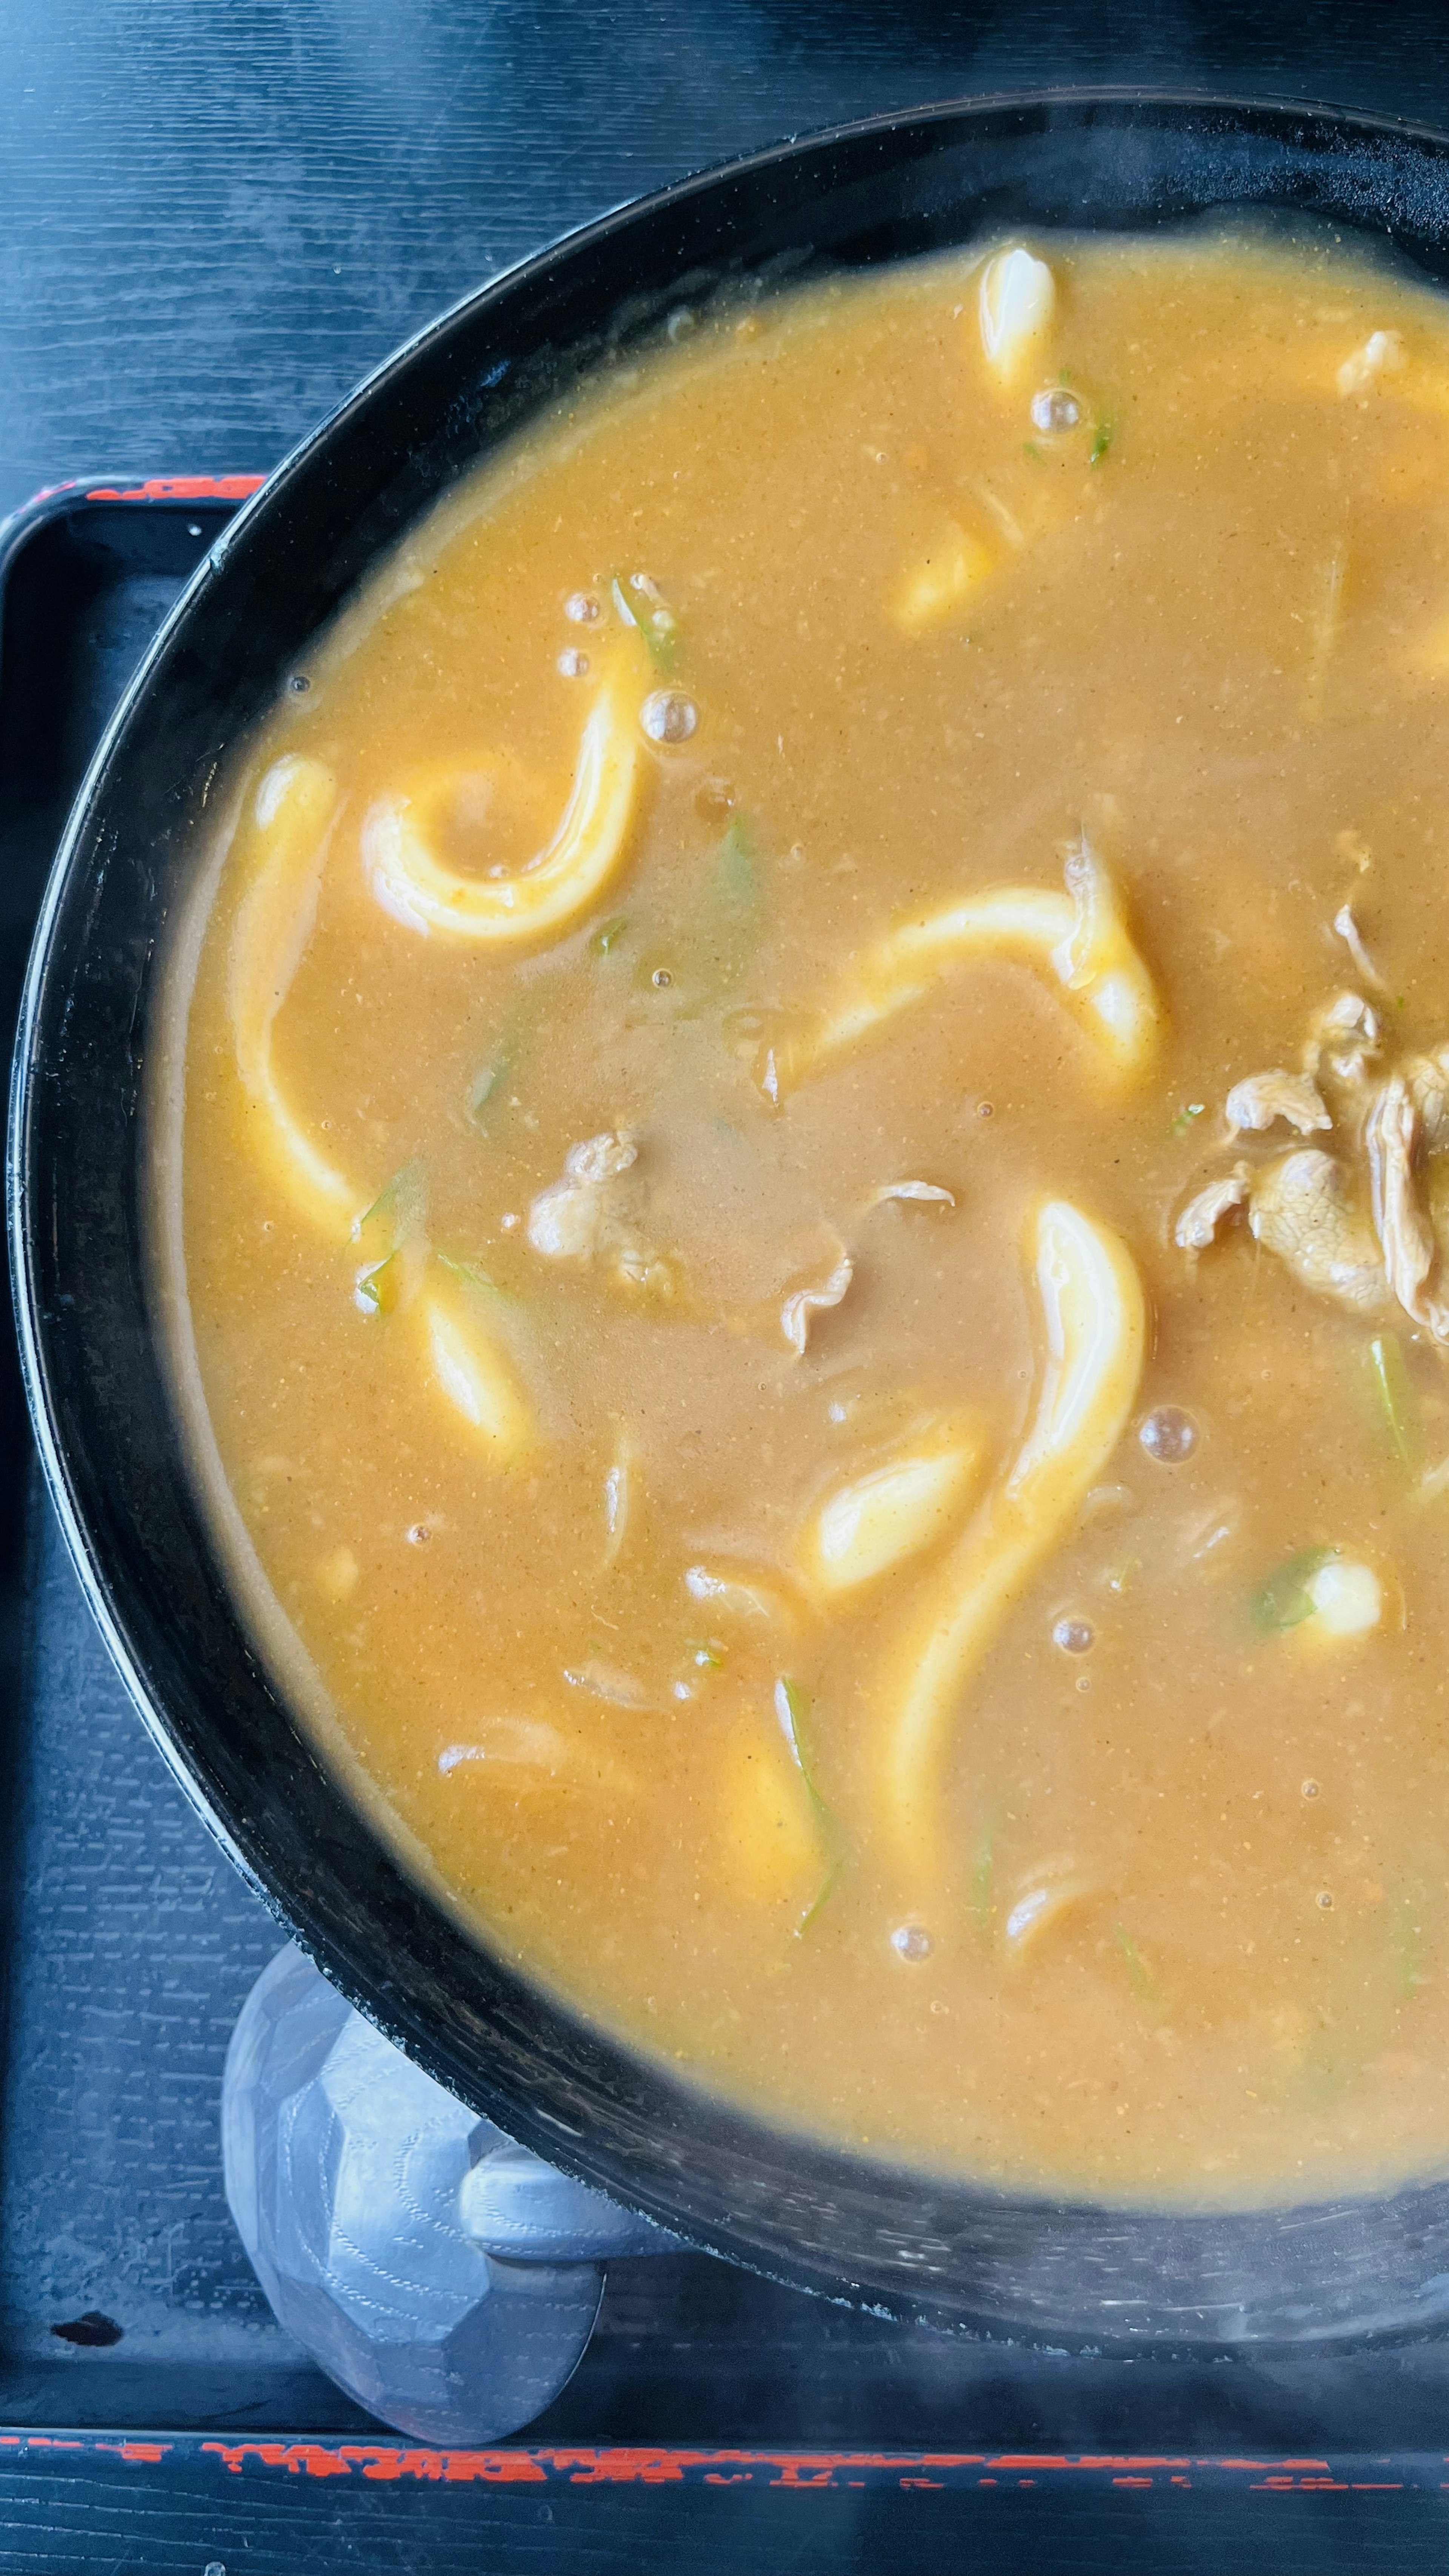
[{"x1": 3, "y1": 0, "x2": 1449, "y2": 523}]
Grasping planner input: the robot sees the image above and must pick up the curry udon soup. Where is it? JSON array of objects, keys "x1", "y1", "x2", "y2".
[{"x1": 156, "y1": 229, "x2": 1449, "y2": 2208}]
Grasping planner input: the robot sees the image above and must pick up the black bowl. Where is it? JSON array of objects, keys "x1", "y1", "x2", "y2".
[{"x1": 15, "y1": 88, "x2": 1449, "y2": 2352}]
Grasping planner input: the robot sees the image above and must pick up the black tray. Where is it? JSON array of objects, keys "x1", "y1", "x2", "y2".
[{"x1": 2, "y1": 483, "x2": 1449, "y2": 2568}]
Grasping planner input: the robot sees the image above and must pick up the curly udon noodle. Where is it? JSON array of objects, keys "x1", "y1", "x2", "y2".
[
  {"x1": 360, "y1": 643, "x2": 643, "y2": 942},
  {"x1": 797, "y1": 1418, "x2": 989, "y2": 1602},
  {"x1": 880, "y1": 1198, "x2": 1146, "y2": 1883},
  {"x1": 778, "y1": 836, "x2": 1161, "y2": 1095},
  {"x1": 226, "y1": 650, "x2": 651, "y2": 1463},
  {"x1": 228, "y1": 752, "x2": 358, "y2": 1230},
  {"x1": 978, "y1": 245, "x2": 1057, "y2": 389}
]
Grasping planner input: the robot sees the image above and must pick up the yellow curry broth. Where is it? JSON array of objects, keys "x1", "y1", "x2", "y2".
[{"x1": 166, "y1": 232, "x2": 1449, "y2": 2204}]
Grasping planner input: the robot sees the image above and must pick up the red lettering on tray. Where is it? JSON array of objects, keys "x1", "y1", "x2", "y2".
[
  {"x1": 200, "y1": 2440, "x2": 547, "y2": 2485},
  {"x1": 547, "y1": 2449, "x2": 989, "y2": 2487},
  {"x1": 1064, "y1": 2457, "x2": 1190, "y2": 2472},
  {"x1": 183, "y1": 2442, "x2": 1382, "y2": 2492},
  {"x1": 438, "y1": 2452, "x2": 548, "y2": 2485},
  {"x1": 83, "y1": 476, "x2": 266, "y2": 503},
  {"x1": 202, "y1": 2442, "x2": 350, "y2": 2479},
  {"x1": 563, "y1": 2450, "x2": 688, "y2": 2484},
  {"x1": 1251, "y1": 2476, "x2": 1350, "y2": 2493}
]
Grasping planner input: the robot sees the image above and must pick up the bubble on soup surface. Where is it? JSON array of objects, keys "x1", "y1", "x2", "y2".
[
  {"x1": 565, "y1": 591, "x2": 601, "y2": 623},
  {"x1": 557, "y1": 648, "x2": 589, "y2": 678},
  {"x1": 641, "y1": 690, "x2": 698, "y2": 744},
  {"x1": 1052, "y1": 1615, "x2": 1093, "y2": 1654},
  {"x1": 891, "y1": 1924, "x2": 933, "y2": 1962},
  {"x1": 1030, "y1": 386, "x2": 1081, "y2": 432},
  {"x1": 1140, "y1": 1406, "x2": 1197, "y2": 1463}
]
